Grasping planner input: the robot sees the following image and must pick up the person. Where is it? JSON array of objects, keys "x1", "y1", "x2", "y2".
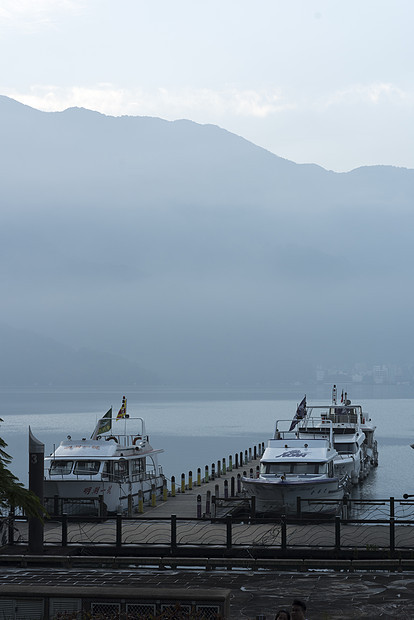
[
  {"x1": 275, "y1": 610, "x2": 290, "y2": 620},
  {"x1": 290, "y1": 599, "x2": 307, "y2": 620}
]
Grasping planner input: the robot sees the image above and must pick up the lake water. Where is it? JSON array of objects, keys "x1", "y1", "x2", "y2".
[{"x1": 1, "y1": 386, "x2": 413, "y2": 500}]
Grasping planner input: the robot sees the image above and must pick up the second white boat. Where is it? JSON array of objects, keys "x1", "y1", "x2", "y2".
[{"x1": 242, "y1": 420, "x2": 350, "y2": 514}]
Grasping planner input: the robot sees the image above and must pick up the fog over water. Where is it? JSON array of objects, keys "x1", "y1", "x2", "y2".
[{"x1": 1, "y1": 97, "x2": 414, "y2": 388}]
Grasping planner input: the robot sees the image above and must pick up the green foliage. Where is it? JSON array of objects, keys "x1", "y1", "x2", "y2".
[{"x1": 0, "y1": 422, "x2": 45, "y2": 519}]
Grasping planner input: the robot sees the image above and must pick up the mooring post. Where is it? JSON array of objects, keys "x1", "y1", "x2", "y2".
[
  {"x1": 228, "y1": 455, "x2": 233, "y2": 472},
  {"x1": 28, "y1": 427, "x2": 44, "y2": 554},
  {"x1": 197, "y1": 467, "x2": 201, "y2": 486},
  {"x1": 231, "y1": 476, "x2": 235, "y2": 497},
  {"x1": 250, "y1": 495, "x2": 256, "y2": 518},
  {"x1": 197, "y1": 494, "x2": 202, "y2": 519},
  {"x1": 204, "y1": 465, "x2": 209, "y2": 484},
  {"x1": 205, "y1": 490, "x2": 211, "y2": 517},
  {"x1": 235, "y1": 453, "x2": 239, "y2": 469},
  {"x1": 138, "y1": 489, "x2": 144, "y2": 514},
  {"x1": 224, "y1": 479, "x2": 229, "y2": 499}
]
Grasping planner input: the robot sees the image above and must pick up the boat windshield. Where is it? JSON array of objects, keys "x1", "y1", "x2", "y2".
[
  {"x1": 50, "y1": 460, "x2": 73, "y2": 475},
  {"x1": 261, "y1": 462, "x2": 327, "y2": 475},
  {"x1": 334, "y1": 442, "x2": 358, "y2": 454},
  {"x1": 73, "y1": 461, "x2": 101, "y2": 475}
]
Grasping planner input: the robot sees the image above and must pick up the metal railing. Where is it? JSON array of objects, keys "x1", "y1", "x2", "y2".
[{"x1": 3, "y1": 497, "x2": 414, "y2": 557}]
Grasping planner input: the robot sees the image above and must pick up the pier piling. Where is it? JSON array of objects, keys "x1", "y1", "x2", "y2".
[{"x1": 28, "y1": 427, "x2": 44, "y2": 554}]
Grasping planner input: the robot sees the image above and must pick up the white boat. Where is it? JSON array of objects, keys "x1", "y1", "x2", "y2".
[
  {"x1": 44, "y1": 398, "x2": 166, "y2": 514},
  {"x1": 242, "y1": 421, "x2": 350, "y2": 514},
  {"x1": 298, "y1": 386, "x2": 378, "y2": 484}
]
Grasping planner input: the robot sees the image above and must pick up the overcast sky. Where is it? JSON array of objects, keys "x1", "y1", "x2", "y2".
[{"x1": 1, "y1": 0, "x2": 413, "y2": 172}]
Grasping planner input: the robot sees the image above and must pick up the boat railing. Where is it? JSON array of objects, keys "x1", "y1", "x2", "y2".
[
  {"x1": 100, "y1": 433, "x2": 148, "y2": 448},
  {"x1": 295, "y1": 418, "x2": 335, "y2": 446},
  {"x1": 274, "y1": 419, "x2": 335, "y2": 446},
  {"x1": 306, "y1": 406, "x2": 361, "y2": 427}
]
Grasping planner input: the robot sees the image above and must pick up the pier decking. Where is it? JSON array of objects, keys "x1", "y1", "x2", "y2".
[{"x1": 144, "y1": 455, "x2": 261, "y2": 519}]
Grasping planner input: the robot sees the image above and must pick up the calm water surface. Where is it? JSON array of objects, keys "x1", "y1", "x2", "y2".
[{"x1": 0, "y1": 387, "x2": 413, "y2": 500}]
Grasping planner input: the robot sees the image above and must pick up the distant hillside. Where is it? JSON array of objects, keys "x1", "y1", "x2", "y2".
[
  {"x1": 0, "y1": 325, "x2": 159, "y2": 387},
  {"x1": 1, "y1": 95, "x2": 414, "y2": 387}
]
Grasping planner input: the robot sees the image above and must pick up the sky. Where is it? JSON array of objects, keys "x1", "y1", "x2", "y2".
[{"x1": 1, "y1": 0, "x2": 413, "y2": 172}]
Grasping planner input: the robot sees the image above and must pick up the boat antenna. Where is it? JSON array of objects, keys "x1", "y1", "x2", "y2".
[{"x1": 332, "y1": 385, "x2": 337, "y2": 405}]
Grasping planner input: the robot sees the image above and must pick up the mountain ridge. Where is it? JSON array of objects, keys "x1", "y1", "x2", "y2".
[{"x1": 1, "y1": 95, "x2": 414, "y2": 386}]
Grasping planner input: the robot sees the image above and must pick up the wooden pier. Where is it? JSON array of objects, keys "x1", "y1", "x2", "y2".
[{"x1": 141, "y1": 454, "x2": 261, "y2": 519}]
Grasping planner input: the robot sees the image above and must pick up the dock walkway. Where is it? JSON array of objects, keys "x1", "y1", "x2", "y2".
[{"x1": 144, "y1": 456, "x2": 260, "y2": 519}]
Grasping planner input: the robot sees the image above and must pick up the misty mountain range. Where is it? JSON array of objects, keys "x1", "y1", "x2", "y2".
[{"x1": 1, "y1": 95, "x2": 414, "y2": 387}]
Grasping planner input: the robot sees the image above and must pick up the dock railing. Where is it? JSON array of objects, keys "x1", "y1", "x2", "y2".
[{"x1": 3, "y1": 496, "x2": 414, "y2": 559}]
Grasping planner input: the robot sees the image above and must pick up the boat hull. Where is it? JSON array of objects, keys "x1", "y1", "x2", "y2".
[
  {"x1": 334, "y1": 455, "x2": 362, "y2": 484},
  {"x1": 44, "y1": 476, "x2": 165, "y2": 514},
  {"x1": 242, "y1": 476, "x2": 346, "y2": 514}
]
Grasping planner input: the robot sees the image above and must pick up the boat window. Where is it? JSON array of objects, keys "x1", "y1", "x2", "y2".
[
  {"x1": 334, "y1": 442, "x2": 357, "y2": 454},
  {"x1": 131, "y1": 459, "x2": 144, "y2": 475},
  {"x1": 50, "y1": 460, "x2": 73, "y2": 475},
  {"x1": 291, "y1": 462, "x2": 326, "y2": 474},
  {"x1": 113, "y1": 460, "x2": 128, "y2": 479},
  {"x1": 73, "y1": 461, "x2": 101, "y2": 475},
  {"x1": 262, "y1": 462, "x2": 326, "y2": 475},
  {"x1": 102, "y1": 462, "x2": 111, "y2": 477}
]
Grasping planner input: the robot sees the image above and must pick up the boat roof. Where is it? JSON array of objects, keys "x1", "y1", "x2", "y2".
[
  {"x1": 47, "y1": 438, "x2": 163, "y2": 459},
  {"x1": 262, "y1": 438, "x2": 335, "y2": 463}
]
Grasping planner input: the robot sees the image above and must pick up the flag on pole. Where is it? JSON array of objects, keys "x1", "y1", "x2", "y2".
[
  {"x1": 116, "y1": 396, "x2": 127, "y2": 420},
  {"x1": 289, "y1": 396, "x2": 307, "y2": 431},
  {"x1": 91, "y1": 407, "x2": 112, "y2": 439}
]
